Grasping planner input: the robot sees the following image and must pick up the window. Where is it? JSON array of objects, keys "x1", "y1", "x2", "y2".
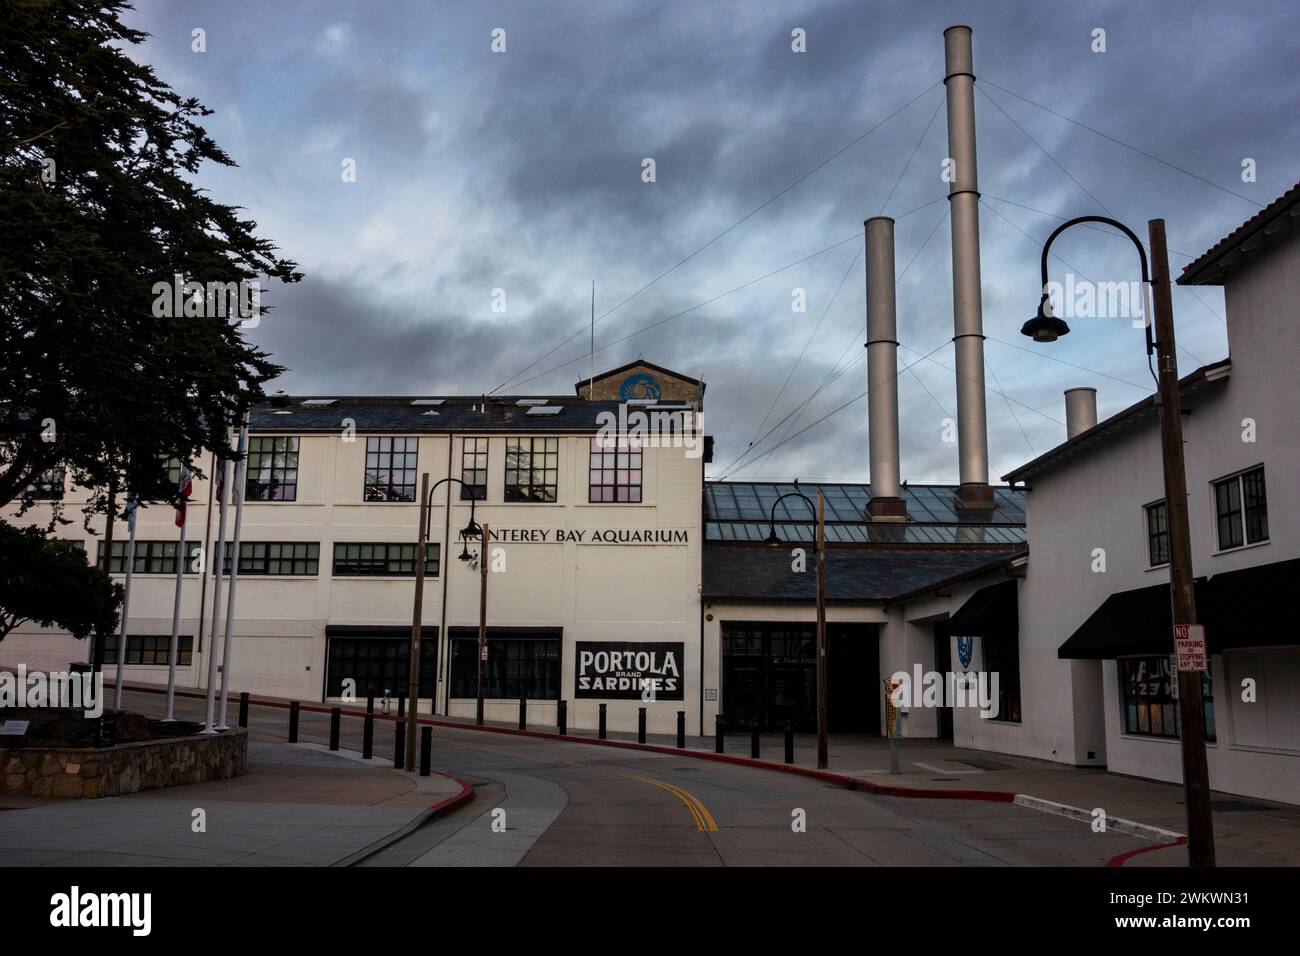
[
  {"x1": 246, "y1": 436, "x2": 299, "y2": 501},
  {"x1": 1214, "y1": 467, "x2": 1267, "y2": 550},
  {"x1": 589, "y1": 436, "x2": 643, "y2": 503},
  {"x1": 505, "y1": 437, "x2": 558, "y2": 502},
  {"x1": 102, "y1": 635, "x2": 194, "y2": 666},
  {"x1": 982, "y1": 631, "x2": 1022, "y2": 722},
  {"x1": 461, "y1": 437, "x2": 488, "y2": 501},
  {"x1": 27, "y1": 466, "x2": 65, "y2": 500},
  {"x1": 332, "y1": 542, "x2": 439, "y2": 577},
  {"x1": 162, "y1": 457, "x2": 184, "y2": 486},
  {"x1": 364, "y1": 436, "x2": 417, "y2": 501},
  {"x1": 326, "y1": 637, "x2": 436, "y2": 700},
  {"x1": 450, "y1": 636, "x2": 561, "y2": 699},
  {"x1": 1145, "y1": 500, "x2": 1169, "y2": 567},
  {"x1": 99, "y1": 540, "x2": 202, "y2": 574},
  {"x1": 1121, "y1": 655, "x2": 1214, "y2": 741},
  {"x1": 220, "y1": 542, "x2": 319, "y2": 575}
]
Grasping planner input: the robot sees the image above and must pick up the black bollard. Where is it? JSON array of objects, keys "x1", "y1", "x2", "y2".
[
  {"x1": 676, "y1": 711, "x2": 686, "y2": 749},
  {"x1": 715, "y1": 714, "x2": 725, "y2": 754},
  {"x1": 329, "y1": 707, "x2": 341, "y2": 751},
  {"x1": 558, "y1": 699, "x2": 567, "y2": 735},
  {"x1": 238, "y1": 692, "x2": 249, "y2": 728},
  {"x1": 784, "y1": 720, "x2": 794, "y2": 764},
  {"x1": 475, "y1": 697, "x2": 484, "y2": 726},
  {"x1": 598, "y1": 703, "x2": 607, "y2": 740},
  {"x1": 394, "y1": 721, "x2": 406, "y2": 769},
  {"x1": 398, "y1": 695, "x2": 405, "y2": 719},
  {"x1": 366, "y1": 694, "x2": 374, "y2": 714},
  {"x1": 518, "y1": 696, "x2": 527, "y2": 731},
  {"x1": 289, "y1": 700, "x2": 300, "y2": 743},
  {"x1": 363, "y1": 713, "x2": 374, "y2": 759},
  {"x1": 420, "y1": 726, "x2": 432, "y2": 777},
  {"x1": 638, "y1": 707, "x2": 647, "y2": 744},
  {"x1": 750, "y1": 717, "x2": 760, "y2": 759}
]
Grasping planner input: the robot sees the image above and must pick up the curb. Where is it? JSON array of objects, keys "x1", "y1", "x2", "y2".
[
  {"x1": 1013, "y1": 794, "x2": 1185, "y2": 843},
  {"x1": 1105, "y1": 836, "x2": 1189, "y2": 867},
  {"x1": 332, "y1": 772, "x2": 475, "y2": 868}
]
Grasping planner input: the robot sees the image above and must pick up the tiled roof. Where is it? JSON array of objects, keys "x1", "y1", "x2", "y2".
[{"x1": 1177, "y1": 181, "x2": 1300, "y2": 286}]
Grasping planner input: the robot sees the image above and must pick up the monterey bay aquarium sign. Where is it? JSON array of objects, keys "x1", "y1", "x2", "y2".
[
  {"x1": 486, "y1": 528, "x2": 690, "y2": 544},
  {"x1": 576, "y1": 643, "x2": 685, "y2": 700}
]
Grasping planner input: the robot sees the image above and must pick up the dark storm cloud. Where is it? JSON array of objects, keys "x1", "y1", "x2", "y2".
[{"x1": 125, "y1": 0, "x2": 1300, "y2": 481}]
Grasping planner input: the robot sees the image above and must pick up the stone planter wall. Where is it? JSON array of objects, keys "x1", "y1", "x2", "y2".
[{"x1": 3, "y1": 729, "x2": 247, "y2": 799}]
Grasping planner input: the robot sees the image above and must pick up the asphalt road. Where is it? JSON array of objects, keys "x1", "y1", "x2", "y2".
[{"x1": 125, "y1": 690, "x2": 1152, "y2": 867}]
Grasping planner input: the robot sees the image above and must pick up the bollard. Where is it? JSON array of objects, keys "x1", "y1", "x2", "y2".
[
  {"x1": 715, "y1": 714, "x2": 725, "y2": 754},
  {"x1": 750, "y1": 717, "x2": 760, "y2": 759},
  {"x1": 289, "y1": 700, "x2": 300, "y2": 743},
  {"x1": 518, "y1": 696, "x2": 527, "y2": 731},
  {"x1": 638, "y1": 707, "x2": 647, "y2": 744},
  {"x1": 329, "y1": 707, "x2": 341, "y2": 751},
  {"x1": 238, "y1": 691, "x2": 249, "y2": 728},
  {"x1": 367, "y1": 694, "x2": 374, "y2": 714},
  {"x1": 784, "y1": 720, "x2": 794, "y2": 764},
  {"x1": 363, "y1": 713, "x2": 374, "y2": 759},
  {"x1": 394, "y1": 721, "x2": 406, "y2": 769},
  {"x1": 558, "y1": 699, "x2": 567, "y2": 735},
  {"x1": 475, "y1": 697, "x2": 484, "y2": 726},
  {"x1": 598, "y1": 703, "x2": 607, "y2": 739},
  {"x1": 420, "y1": 726, "x2": 431, "y2": 777},
  {"x1": 398, "y1": 695, "x2": 405, "y2": 719},
  {"x1": 676, "y1": 711, "x2": 686, "y2": 749}
]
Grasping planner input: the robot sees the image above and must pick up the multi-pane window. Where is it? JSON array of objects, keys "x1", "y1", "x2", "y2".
[
  {"x1": 326, "y1": 637, "x2": 437, "y2": 700},
  {"x1": 1121, "y1": 656, "x2": 1215, "y2": 740},
  {"x1": 100, "y1": 540, "x2": 202, "y2": 574},
  {"x1": 982, "y1": 631, "x2": 1022, "y2": 722},
  {"x1": 220, "y1": 542, "x2": 319, "y2": 575},
  {"x1": 1214, "y1": 466, "x2": 1267, "y2": 550},
  {"x1": 461, "y1": 437, "x2": 488, "y2": 501},
  {"x1": 505, "y1": 437, "x2": 558, "y2": 502},
  {"x1": 588, "y1": 436, "x2": 643, "y2": 503},
  {"x1": 450, "y1": 636, "x2": 561, "y2": 700},
  {"x1": 28, "y1": 467, "x2": 65, "y2": 500},
  {"x1": 364, "y1": 436, "x2": 418, "y2": 501},
  {"x1": 332, "y1": 542, "x2": 440, "y2": 576},
  {"x1": 102, "y1": 635, "x2": 194, "y2": 666},
  {"x1": 246, "y1": 436, "x2": 299, "y2": 501},
  {"x1": 163, "y1": 457, "x2": 184, "y2": 485},
  {"x1": 1145, "y1": 500, "x2": 1169, "y2": 567}
]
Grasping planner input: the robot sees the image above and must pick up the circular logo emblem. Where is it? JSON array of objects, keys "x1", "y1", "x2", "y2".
[{"x1": 619, "y1": 373, "x2": 661, "y2": 402}]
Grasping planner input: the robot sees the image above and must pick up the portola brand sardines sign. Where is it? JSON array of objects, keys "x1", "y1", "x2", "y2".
[{"x1": 575, "y1": 642, "x2": 684, "y2": 700}]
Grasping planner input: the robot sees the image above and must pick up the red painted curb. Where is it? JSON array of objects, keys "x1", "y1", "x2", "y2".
[
  {"x1": 1105, "y1": 836, "x2": 1188, "y2": 868},
  {"x1": 427, "y1": 772, "x2": 475, "y2": 816},
  {"x1": 125, "y1": 683, "x2": 1018, "y2": 803}
]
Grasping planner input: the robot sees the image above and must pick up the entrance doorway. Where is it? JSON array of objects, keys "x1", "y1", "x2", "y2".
[{"x1": 933, "y1": 621, "x2": 954, "y2": 741}]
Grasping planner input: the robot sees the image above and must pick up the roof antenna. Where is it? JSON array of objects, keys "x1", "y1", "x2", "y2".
[{"x1": 588, "y1": 280, "x2": 595, "y2": 400}]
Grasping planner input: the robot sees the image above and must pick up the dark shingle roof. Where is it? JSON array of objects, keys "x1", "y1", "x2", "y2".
[
  {"x1": 250, "y1": 395, "x2": 636, "y2": 433},
  {"x1": 1177, "y1": 181, "x2": 1300, "y2": 286}
]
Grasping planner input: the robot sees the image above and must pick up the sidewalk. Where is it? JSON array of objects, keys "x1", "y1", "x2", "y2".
[{"x1": 0, "y1": 739, "x2": 468, "y2": 866}]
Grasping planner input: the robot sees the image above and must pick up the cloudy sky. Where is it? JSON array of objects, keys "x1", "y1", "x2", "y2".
[{"x1": 125, "y1": 0, "x2": 1299, "y2": 483}]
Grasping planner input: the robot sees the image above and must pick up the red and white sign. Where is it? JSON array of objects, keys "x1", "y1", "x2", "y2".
[{"x1": 1174, "y1": 624, "x2": 1207, "y2": 672}]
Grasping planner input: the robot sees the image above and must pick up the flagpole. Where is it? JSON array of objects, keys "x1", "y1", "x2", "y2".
[
  {"x1": 217, "y1": 413, "x2": 249, "y2": 730},
  {"x1": 163, "y1": 489, "x2": 189, "y2": 722},
  {"x1": 113, "y1": 495, "x2": 138, "y2": 712},
  {"x1": 202, "y1": 455, "x2": 233, "y2": 734}
]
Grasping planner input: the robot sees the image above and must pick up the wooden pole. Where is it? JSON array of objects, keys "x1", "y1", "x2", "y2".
[
  {"x1": 405, "y1": 472, "x2": 430, "y2": 771},
  {"x1": 477, "y1": 523, "x2": 489, "y2": 725},
  {"x1": 1148, "y1": 219, "x2": 1215, "y2": 867},
  {"x1": 816, "y1": 491, "x2": 828, "y2": 769}
]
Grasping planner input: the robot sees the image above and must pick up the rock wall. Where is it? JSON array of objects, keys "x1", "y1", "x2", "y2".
[{"x1": 4, "y1": 730, "x2": 247, "y2": 799}]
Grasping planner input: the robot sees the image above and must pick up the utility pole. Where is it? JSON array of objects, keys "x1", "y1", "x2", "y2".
[
  {"x1": 477, "y1": 523, "x2": 489, "y2": 725},
  {"x1": 1149, "y1": 219, "x2": 1215, "y2": 866},
  {"x1": 815, "y1": 491, "x2": 828, "y2": 770},
  {"x1": 405, "y1": 471, "x2": 430, "y2": 771}
]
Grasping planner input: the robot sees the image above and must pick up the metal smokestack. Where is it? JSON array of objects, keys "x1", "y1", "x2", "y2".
[
  {"x1": 1064, "y1": 387, "x2": 1098, "y2": 439},
  {"x1": 865, "y1": 216, "x2": 906, "y2": 520},
  {"x1": 943, "y1": 25, "x2": 994, "y2": 510}
]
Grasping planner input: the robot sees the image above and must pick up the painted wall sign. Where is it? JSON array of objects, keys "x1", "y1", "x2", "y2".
[
  {"x1": 485, "y1": 528, "x2": 689, "y2": 545},
  {"x1": 956, "y1": 636, "x2": 974, "y2": 669},
  {"x1": 619, "y1": 372, "x2": 662, "y2": 402},
  {"x1": 575, "y1": 642, "x2": 684, "y2": 700}
]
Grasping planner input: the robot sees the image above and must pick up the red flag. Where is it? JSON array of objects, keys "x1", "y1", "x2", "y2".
[{"x1": 174, "y1": 466, "x2": 193, "y2": 528}]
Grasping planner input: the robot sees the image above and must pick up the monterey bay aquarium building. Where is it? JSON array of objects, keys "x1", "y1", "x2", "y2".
[{"x1": 5, "y1": 184, "x2": 1298, "y2": 806}]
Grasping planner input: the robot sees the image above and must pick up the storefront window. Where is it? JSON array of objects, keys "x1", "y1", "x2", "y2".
[
  {"x1": 1121, "y1": 655, "x2": 1214, "y2": 740},
  {"x1": 450, "y1": 637, "x2": 560, "y2": 700}
]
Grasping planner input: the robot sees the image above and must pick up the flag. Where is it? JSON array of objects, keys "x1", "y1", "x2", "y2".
[
  {"x1": 174, "y1": 466, "x2": 193, "y2": 528},
  {"x1": 126, "y1": 494, "x2": 139, "y2": 534},
  {"x1": 214, "y1": 458, "x2": 225, "y2": 505}
]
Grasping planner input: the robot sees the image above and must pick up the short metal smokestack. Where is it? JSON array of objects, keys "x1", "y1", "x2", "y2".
[
  {"x1": 944, "y1": 25, "x2": 994, "y2": 511},
  {"x1": 865, "y1": 217, "x2": 906, "y2": 520},
  {"x1": 1064, "y1": 387, "x2": 1098, "y2": 439}
]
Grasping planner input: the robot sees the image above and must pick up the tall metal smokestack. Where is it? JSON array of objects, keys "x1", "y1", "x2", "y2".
[
  {"x1": 943, "y1": 25, "x2": 994, "y2": 510},
  {"x1": 1064, "y1": 387, "x2": 1098, "y2": 439},
  {"x1": 865, "y1": 217, "x2": 906, "y2": 520}
]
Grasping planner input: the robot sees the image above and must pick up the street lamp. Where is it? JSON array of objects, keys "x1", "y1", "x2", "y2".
[
  {"x1": 405, "y1": 475, "x2": 483, "y2": 771},
  {"x1": 1024, "y1": 215, "x2": 1215, "y2": 867},
  {"x1": 763, "y1": 487, "x2": 830, "y2": 770}
]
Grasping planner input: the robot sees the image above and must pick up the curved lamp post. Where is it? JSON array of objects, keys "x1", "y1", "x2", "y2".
[
  {"x1": 763, "y1": 487, "x2": 830, "y2": 769},
  {"x1": 1021, "y1": 215, "x2": 1214, "y2": 867},
  {"x1": 405, "y1": 475, "x2": 483, "y2": 769}
]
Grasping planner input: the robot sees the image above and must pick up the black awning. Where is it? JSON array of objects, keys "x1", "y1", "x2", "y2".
[
  {"x1": 325, "y1": 625, "x2": 438, "y2": 639},
  {"x1": 947, "y1": 579, "x2": 1018, "y2": 634},
  {"x1": 447, "y1": 626, "x2": 563, "y2": 640},
  {"x1": 1058, "y1": 557, "x2": 1299, "y2": 659}
]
